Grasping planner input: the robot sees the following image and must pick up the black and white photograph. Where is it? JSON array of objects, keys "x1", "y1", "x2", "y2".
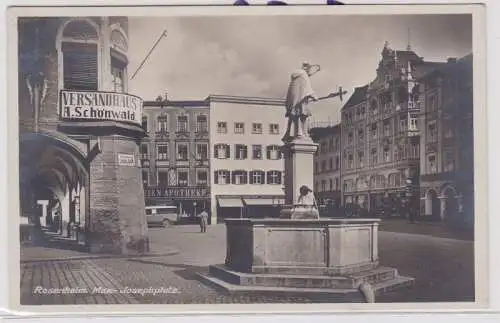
[{"x1": 7, "y1": 3, "x2": 488, "y2": 311}]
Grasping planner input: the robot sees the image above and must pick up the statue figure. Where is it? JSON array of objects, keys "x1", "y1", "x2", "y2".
[
  {"x1": 283, "y1": 62, "x2": 319, "y2": 141},
  {"x1": 297, "y1": 185, "x2": 317, "y2": 207}
]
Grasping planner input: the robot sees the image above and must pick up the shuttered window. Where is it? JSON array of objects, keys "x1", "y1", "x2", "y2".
[{"x1": 62, "y1": 42, "x2": 98, "y2": 91}]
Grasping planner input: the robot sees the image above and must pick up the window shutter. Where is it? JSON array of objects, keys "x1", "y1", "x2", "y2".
[
  {"x1": 225, "y1": 171, "x2": 230, "y2": 184},
  {"x1": 62, "y1": 43, "x2": 98, "y2": 91},
  {"x1": 249, "y1": 171, "x2": 254, "y2": 184},
  {"x1": 226, "y1": 145, "x2": 230, "y2": 158},
  {"x1": 278, "y1": 171, "x2": 282, "y2": 185},
  {"x1": 243, "y1": 171, "x2": 248, "y2": 184},
  {"x1": 214, "y1": 145, "x2": 219, "y2": 158},
  {"x1": 266, "y1": 171, "x2": 271, "y2": 184},
  {"x1": 266, "y1": 146, "x2": 271, "y2": 160},
  {"x1": 214, "y1": 171, "x2": 219, "y2": 184},
  {"x1": 231, "y1": 171, "x2": 236, "y2": 184},
  {"x1": 243, "y1": 146, "x2": 248, "y2": 159}
]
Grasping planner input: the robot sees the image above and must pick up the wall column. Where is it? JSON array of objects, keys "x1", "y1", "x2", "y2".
[{"x1": 36, "y1": 200, "x2": 49, "y2": 227}]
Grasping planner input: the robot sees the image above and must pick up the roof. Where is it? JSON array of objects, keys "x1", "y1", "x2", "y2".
[
  {"x1": 206, "y1": 95, "x2": 285, "y2": 106},
  {"x1": 143, "y1": 100, "x2": 210, "y2": 108},
  {"x1": 395, "y1": 50, "x2": 424, "y2": 64},
  {"x1": 309, "y1": 123, "x2": 341, "y2": 141},
  {"x1": 341, "y1": 85, "x2": 368, "y2": 111},
  {"x1": 418, "y1": 53, "x2": 473, "y2": 81}
]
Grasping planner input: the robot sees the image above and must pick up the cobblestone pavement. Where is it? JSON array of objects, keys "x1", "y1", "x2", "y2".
[{"x1": 20, "y1": 222, "x2": 475, "y2": 305}]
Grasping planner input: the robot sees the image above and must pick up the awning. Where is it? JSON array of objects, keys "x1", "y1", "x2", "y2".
[
  {"x1": 217, "y1": 197, "x2": 244, "y2": 208},
  {"x1": 243, "y1": 198, "x2": 285, "y2": 206}
]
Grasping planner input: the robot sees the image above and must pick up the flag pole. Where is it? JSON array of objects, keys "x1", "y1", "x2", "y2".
[{"x1": 130, "y1": 30, "x2": 167, "y2": 80}]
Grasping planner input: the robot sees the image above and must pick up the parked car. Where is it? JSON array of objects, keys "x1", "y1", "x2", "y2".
[{"x1": 145, "y1": 205, "x2": 177, "y2": 228}]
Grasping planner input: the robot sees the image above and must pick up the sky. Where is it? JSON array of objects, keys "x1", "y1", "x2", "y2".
[{"x1": 127, "y1": 14, "x2": 472, "y2": 124}]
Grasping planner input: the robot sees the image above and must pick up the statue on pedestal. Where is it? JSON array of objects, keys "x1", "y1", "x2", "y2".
[{"x1": 283, "y1": 62, "x2": 348, "y2": 142}]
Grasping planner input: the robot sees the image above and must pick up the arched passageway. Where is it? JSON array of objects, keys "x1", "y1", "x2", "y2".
[
  {"x1": 442, "y1": 186, "x2": 458, "y2": 221},
  {"x1": 425, "y1": 189, "x2": 441, "y2": 219},
  {"x1": 19, "y1": 132, "x2": 89, "y2": 241}
]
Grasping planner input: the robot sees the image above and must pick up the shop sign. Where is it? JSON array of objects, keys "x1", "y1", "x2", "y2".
[
  {"x1": 117, "y1": 153, "x2": 136, "y2": 166},
  {"x1": 59, "y1": 90, "x2": 143, "y2": 126},
  {"x1": 145, "y1": 187, "x2": 210, "y2": 199}
]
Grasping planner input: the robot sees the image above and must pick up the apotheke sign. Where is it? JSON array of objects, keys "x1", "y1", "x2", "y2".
[
  {"x1": 145, "y1": 187, "x2": 210, "y2": 200},
  {"x1": 59, "y1": 90, "x2": 143, "y2": 126}
]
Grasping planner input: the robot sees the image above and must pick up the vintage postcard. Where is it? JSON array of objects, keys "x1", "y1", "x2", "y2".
[{"x1": 6, "y1": 3, "x2": 488, "y2": 314}]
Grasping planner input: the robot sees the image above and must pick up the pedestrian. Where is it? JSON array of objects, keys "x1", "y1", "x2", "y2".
[{"x1": 199, "y1": 208, "x2": 209, "y2": 233}]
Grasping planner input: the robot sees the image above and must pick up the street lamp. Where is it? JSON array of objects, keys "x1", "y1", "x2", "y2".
[{"x1": 404, "y1": 169, "x2": 415, "y2": 224}]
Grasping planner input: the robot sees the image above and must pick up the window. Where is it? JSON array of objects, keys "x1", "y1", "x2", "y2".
[
  {"x1": 252, "y1": 123, "x2": 262, "y2": 134},
  {"x1": 157, "y1": 115, "x2": 168, "y2": 133},
  {"x1": 329, "y1": 139, "x2": 334, "y2": 152},
  {"x1": 370, "y1": 123, "x2": 378, "y2": 139},
  {"x1": 383, "y1": 120, "x2": 390, "y2": 137},
  {"x1": 321, "y1": 180, "x2": 327, "y2": 192},
  {"x1": 347, "y1": 132, "x2": 354, "y2": 145},
  {"x1": 214, "y1": 170, "x2": 230, "y2": 185},
  {"x1": 232, "y1": 170, "x2": 248, "y2": 185},
  {"x1": 371, "y1": 100, "x2": 378, "y2": 115},
  {"x1": 329, "y1": 158, "x2": 333, "y2": 170},
  {"x1": 321, "y1": 160, "x2": 326, "y2": 172},
  {"x1": 158, "y1": 171, "x2": 168, "y2": 187},
  {"x1": 111, "y1": 63, "x2": 125, "y2": 93},
  {"x1": 348, "y1": 154, "x2": 354, "y2": 169},
  {"x1": 270, "y1": 123, "x2": 280, "y2": 134},
  {"x1": 196, "y1": 143, "x2": 208, "y2": 160},
  {"x1": 61, "y1": 21, "x2": 99, "y2": 91},
  {"x1": 428, "y1": 155, "x2": 437, "y2": 173},
  {"x1": 321, "y1": 141, "x2": 327, "y2": 153},
  {"x1": 383, "y1": 146, "x2": 390, "y2": 162},
  {"x1": 249, "y1": 170, "x2": 265, "y2": 184},
  {"x1": 444, "y1": 122, "x2": 454, "y2": 138},
  {"x1": 197, "y1": 170, "x2": 208, "y2": 186},
  {"x1": 157, "y1": 144, "x2": 168, "y2": 160},
  {"x1": 358, "y1": 151, "x2": 364, "y2": 168},
  {"x1": 177, "y1": 115, "x2": 188, "y2": 132},
  {"x1": 399, "y1": 116, "x2": 408, "y2": 132},
  {"x1": 329, "y1": 179, "x2": 333, "y2": 191},
  {"x1": 177, "y1": 170, "x2": 188, "y2": 186},
  {"x1": 142, "y1": 171, "x2": 148, "y2": 187},
  {"x1": 140, "y1": 144, "x2": 148, "y2": 159},
  {"x1": 315, "y1": 181, "x2": 319, "y2": 192},
  {"x1": 335, "y1": 156, "x2": 340, "y2": 170},
  {"x1": 335, "y1": 178, "x2": 339, "y2": 190},
  {"x1": 252, "y1": 145, "x2": 262, "y2": 159},
  {"x1": 196, "y1": 115, "x2": 208, "y2": 133},
  {"x1": 410, "y1": 143, "x2": 419, "y2": 158},
  {"x1": 141, "y1": 116, "x2": 148, "y2": 132},
  {"x1": 409, "y1": 117, "x2": 418, "y2": 132},
  {"x1": 428, "y1": 123, "x2": 437, "y2": 142},
  {"x1": 176, "y1": 143, "x2": 188, "y2": 161},
  {"x1": 358, "y1": 128, "x2": 364, "y2": 142},
  {"x1": 444, "y1": 151, "x2": 455, "y2": 172},
  {"x1": 267, "y1": 171, "x2": 282, "y2": 185},
  {"x1": 217, "y1": 122, "x2": 227, "y2": 134},
  {"x1": 267, "y1": 145, "x2": 281, "y2": 160},
  {"x1": 214, "y1": 144, "x2": 230, "y2": 159},
  {"x1": 234, "y1": 122, "x2": 245, "y2": 134},
  {"x1": 371, "y1": 148, "x2": 378, "y2": 165},
  {"x1": 394, "y1": 146, "x2": 400, "y2": 161},
  {"x1": 428, "y1": 95, "x2": 437, "y2": 112},
  {"x1": 235, "y1": 144, "x2": 248, "y2": 160}
]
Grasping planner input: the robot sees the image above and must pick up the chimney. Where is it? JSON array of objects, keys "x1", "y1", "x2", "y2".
[{"x1": 447, "y1": 57, "x2": 457, "y2": 63}]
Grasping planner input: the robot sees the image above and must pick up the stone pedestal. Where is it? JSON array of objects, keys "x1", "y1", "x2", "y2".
[
  {"x1": 199, "y1": 218, "x2": 414, "y2": 302},
  {"x1": 281, "y1": 138, "x2": 318, "y2": 205}
]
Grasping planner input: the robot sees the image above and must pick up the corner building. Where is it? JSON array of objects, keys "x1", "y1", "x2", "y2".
[
  {"x1": 140, "y1": 99, "x2": 211, "y2": 217},
  {"x1": 340, "y1": 42, "x2": 449, "y2": 215},
  {"x1": 18, "y1": 17, "x2": 149, "y2": 254},
  {"x1": 209, "y1": 96, "x2": 287, "y2": 224}
]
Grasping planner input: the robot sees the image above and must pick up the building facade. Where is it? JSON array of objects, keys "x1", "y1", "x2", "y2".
[
  {"x1": 309, "y1": 123, "x2": 342, "y2": 214},
  {"x1": 141, "y1": 99, "x2": 211, "y2": 218},
  {"x1": 18, "y1": 17, "x2": 149, "y2": 253},
  {"x1": 209, "y1": 96, "x2": 287, "y2": 224},
  {"x1": 418, "y1": 54, "x2": 474, "y2": 226}
]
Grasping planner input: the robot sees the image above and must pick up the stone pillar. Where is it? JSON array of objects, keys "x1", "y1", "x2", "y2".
[
  {"x1": 36, "y1": 200, "x2": 49, "y2": 227},
  {"x1": 61, "y1": 188, "x2": 71, "y2": 237},
  {"x1": 439, "y1": 197, "x2": 446, "y2": 220},
  {"x1": 88, "y1": 136, "x2": 149, "y2": 254},
  {"x1": 281, "y1": 138, "x2": 319, "y2": 205}
]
